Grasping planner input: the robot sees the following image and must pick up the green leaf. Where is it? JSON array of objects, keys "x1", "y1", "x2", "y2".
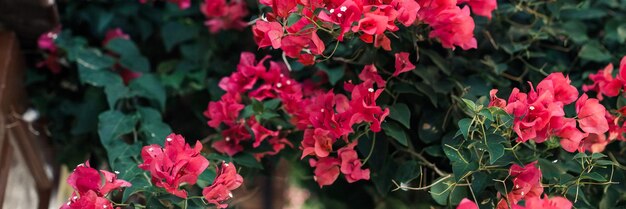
[
  {"x1": 461, "y1": 98, "x2": 477, "y2": 112},
  {"x1": 106, "y1": 38, "x2": 150, "y2": 72},
  {"x1": 76, "y1": 49, "x2": 116, "y2": 70},
  {"x1": 161, "y1": 21, "x2": 198, "y2": 52},
  {"x1": 106, "y1": 38, "x2": 142, "y2": 58},
  {"x1": 388, "y1": 103, "x2": 411, "y2": 128},
  {"x1": 486, "y1": 134, "x2": 506, "y2": 164},
  {"x1": 129, "y1": 74, "x2": 167, "y2": 110},
  {"x1": 137, "y1": 107, "x2": 171, "y2": 145},
  {"x1": 430, "y1": 176, "x2": 467, "y2": 206},
  {"x1": 319, "y1": 64, "x2": 344, "y2": 85},
  {"x1": 233, "y1": 153, "x2": 263, "y2": 169},
  {"x1": 581, "y1": 172, "x2": 608, "y2": 182},
  {"x1": 120, "y1": 56, "x2": 150, "y2": 73},
  {"x1": 579, "y1": 41, "x2": 611, "y2": 62},
  {"x1": 457, "y1": 118, "x2": 472, "y2": 140},
  {"x1": 471, "y1": 172, "x2": 489, "y2": 195},
  {"x1": 394, "y1": 161, "x2": 420, "y2": 183},
  {"x1": 104, "y1": 82, "x2": 130, "y2": 108},
  {"x1": 98, "y1": 110, "x2": 137, "y2": 146},
  {"x1": 420, "y1": 49, "x2": 450, "y2": 75},
  {"x1": 452, "y1": 160, "x2": 478, "y2": 181},
  {"x1": 591, "y1": 153, "x2": 607, "y2": 159},
  {"x1": 382, "y1": 122, "x2": 409, "y2": 146},
  {"x1": 263, "y1": 99, "x2": 282, "y2": 110},
  {"x1": 78, "y1": 65, "x2": 123, "y2": 87},
  {"x1": 121, "y1": 168, "x2": 150, "y2": 202},
  {"x1": 196, "y1": 169, "x2": 217, "y2": 188}
]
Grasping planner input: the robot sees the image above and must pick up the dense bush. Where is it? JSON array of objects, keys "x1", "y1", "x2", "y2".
[{"x1": 29, "y1": 0, "x2": 626, "y2": 208}]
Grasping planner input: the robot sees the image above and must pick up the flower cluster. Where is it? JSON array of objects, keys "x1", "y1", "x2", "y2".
[
  {"x1": 457, "y1": 162, "x2": 572, "y2": 209},
  {"x1": 139, "y1": 133, "x2": 210, "y2": 198},
  {"x1": 582, "y1": 55, "x2": 626, "y2": 101},
  {"x1": 252, "y1": 0, "x2": 495, "y2": 65},
  {"x1": 489, "y1": 72, "x2": 610, "y2": 153},
  {"x1": 204, "y1": 52, "x2": 414, "y2": 187},
  {"x1": 203, "y1": 52, "x2": 297, "y2": 158},
  {"x1": 139, "y1": 133, "x2": 244, "y2": 208},
  {"x1": 102, "y1": 28, "x2": 143, "y2": 84},
  {"x1": 61, "y1": 161, "x2": 131, "y2": 209},
  {"x1": 37, "y1": 27, "x2": 62, "y2": 74},
  {"x1": 201, "y1": 0, "x2": 249, "y2": 33}
]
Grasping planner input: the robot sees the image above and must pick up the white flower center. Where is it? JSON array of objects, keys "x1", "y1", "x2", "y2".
[
  {"x1": 276, "y1": 83, "x2": 282, "y2": 88},
  {"x1": 225, "y1": 137, "x2": 231, "y2": 142},
  {"x1": 340, "y1": 6, "x2": 347, "y2": 12},
  {"x1": 529, "y1": 106, "x2": 535, "y2": 110},
  {"x1": 368, "y1": 88, "x2": 374, "y2": 93},
  {"x1": 337, "y1": 13, "x2": 342, "y2": 17},
  {"x1": 329, "y1": 9, "x2": 335, "y2": 13},
  {"x1": 286, "y1": 80, "x2": 292, "y2": 85},
  {"x1": 166, "y1": 137, "x2": 172, "y2": 142}
]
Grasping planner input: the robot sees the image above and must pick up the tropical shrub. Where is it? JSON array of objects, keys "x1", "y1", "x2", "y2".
[{"x1": 27, "y1": 0, "x2": 626, "y2": 208}]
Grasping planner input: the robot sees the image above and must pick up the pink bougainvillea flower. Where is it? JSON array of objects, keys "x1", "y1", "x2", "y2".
[
  {"x1": 338, "y1": 141, "x2": 370, "y2": 183},
  {"x1": 38, "y1": 29, "x2": 58, "y2": 52},
  {"x1": 556, "y1": 125, "x2": 587, "y2": 152},
  {"x1": 301, "y1": 128, "x2": 335, "y2": 158},
  {"x1": 393, "y1": 52, "x2": 416, "y2": 76},
  {"x1": 353, "y1": 12, "x2": 389, "y2": 35},
  {"x1": 457, "y1": 0, "x2": 498, "y2": 19},
  {"x1": 348, "y1": 81, "x2": 390, "y2": 132},
  {"x1": 374, "y1": 34, "x2": 392, "y2": 51},
  {"x1": 524, "y1": 195, "x2": 573, "y2": 209},
  {"x1": 60, "y1": 190, "x2": 115, "y2": 209},
  {"x1": 359, "y1": 65, "x2": 386, "y2": 88},
  {"x1": 318, "y1": 0, "x2": 362, "y2": 41},
  {"x1": 576, "y1": 94, "x2": 609, "y2": 135},
  {"x1": 426, "y1": 6, "x2": 477, "y2": 50},
  {"x1": 536, "y1": 73, "x2": 578, "y2": 105},
  {"x1": 456, "y1": 198, "x2": 479, "y2": 209},
  {"x1": 580, "y1": 133, "x2": 609, "y2": 153},
  {"x1": 249, "y1": 116, "x2": 278, "y2": 147},
  {"x1": 309, "y1": 157, "x2": 341, "y2": 187},
  {"x1": 488, "y1": 89, "x2": 507, "y2": 108},
  {"x1": 507, "y1": 161, "x2": 543, "y2": 203},
  {"x1": 202, "y1": 0, "x2": 249, "y2": 33},
  {"x1": 583, "y1": 63, "x2": 622, "y2": 100},
  {"x1": 37, "y1": 27, "x2": 62, "y2": 74},
  {"x1": 252, "y1": 20, "x2": 284, "y2": 49},
  {"x1": 201, "y1": 0, "x2": 226, "y2": 17},
  {"x1": 66, "y1": 161, "x2": 131, "y2": 196},
  {"x1": 213, "y1": 124, "x2": 250, "y2": 156},
  {"x1": 271, "y1": 0, "x2": 298, "y2": 18},
  {"x1": 393, "y1": 0, "x2": 421, "y2": 27},
  {"x1": 618, "y1": 56, "x2": 626, "y2": 83},
  {"x1": 138, "y1": 134, "x2": 210, "y2": 198},
  {"x1": 203, "y1": 162, "x2": 244, "y2": 209},
  {"x1": 204, "y1": 93, "x2": 244, "y2": 128}
]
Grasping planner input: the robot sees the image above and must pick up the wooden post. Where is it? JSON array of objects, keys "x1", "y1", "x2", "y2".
[{"x1": 0, "y1": 31, "x2": 53, "y2": 209}]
